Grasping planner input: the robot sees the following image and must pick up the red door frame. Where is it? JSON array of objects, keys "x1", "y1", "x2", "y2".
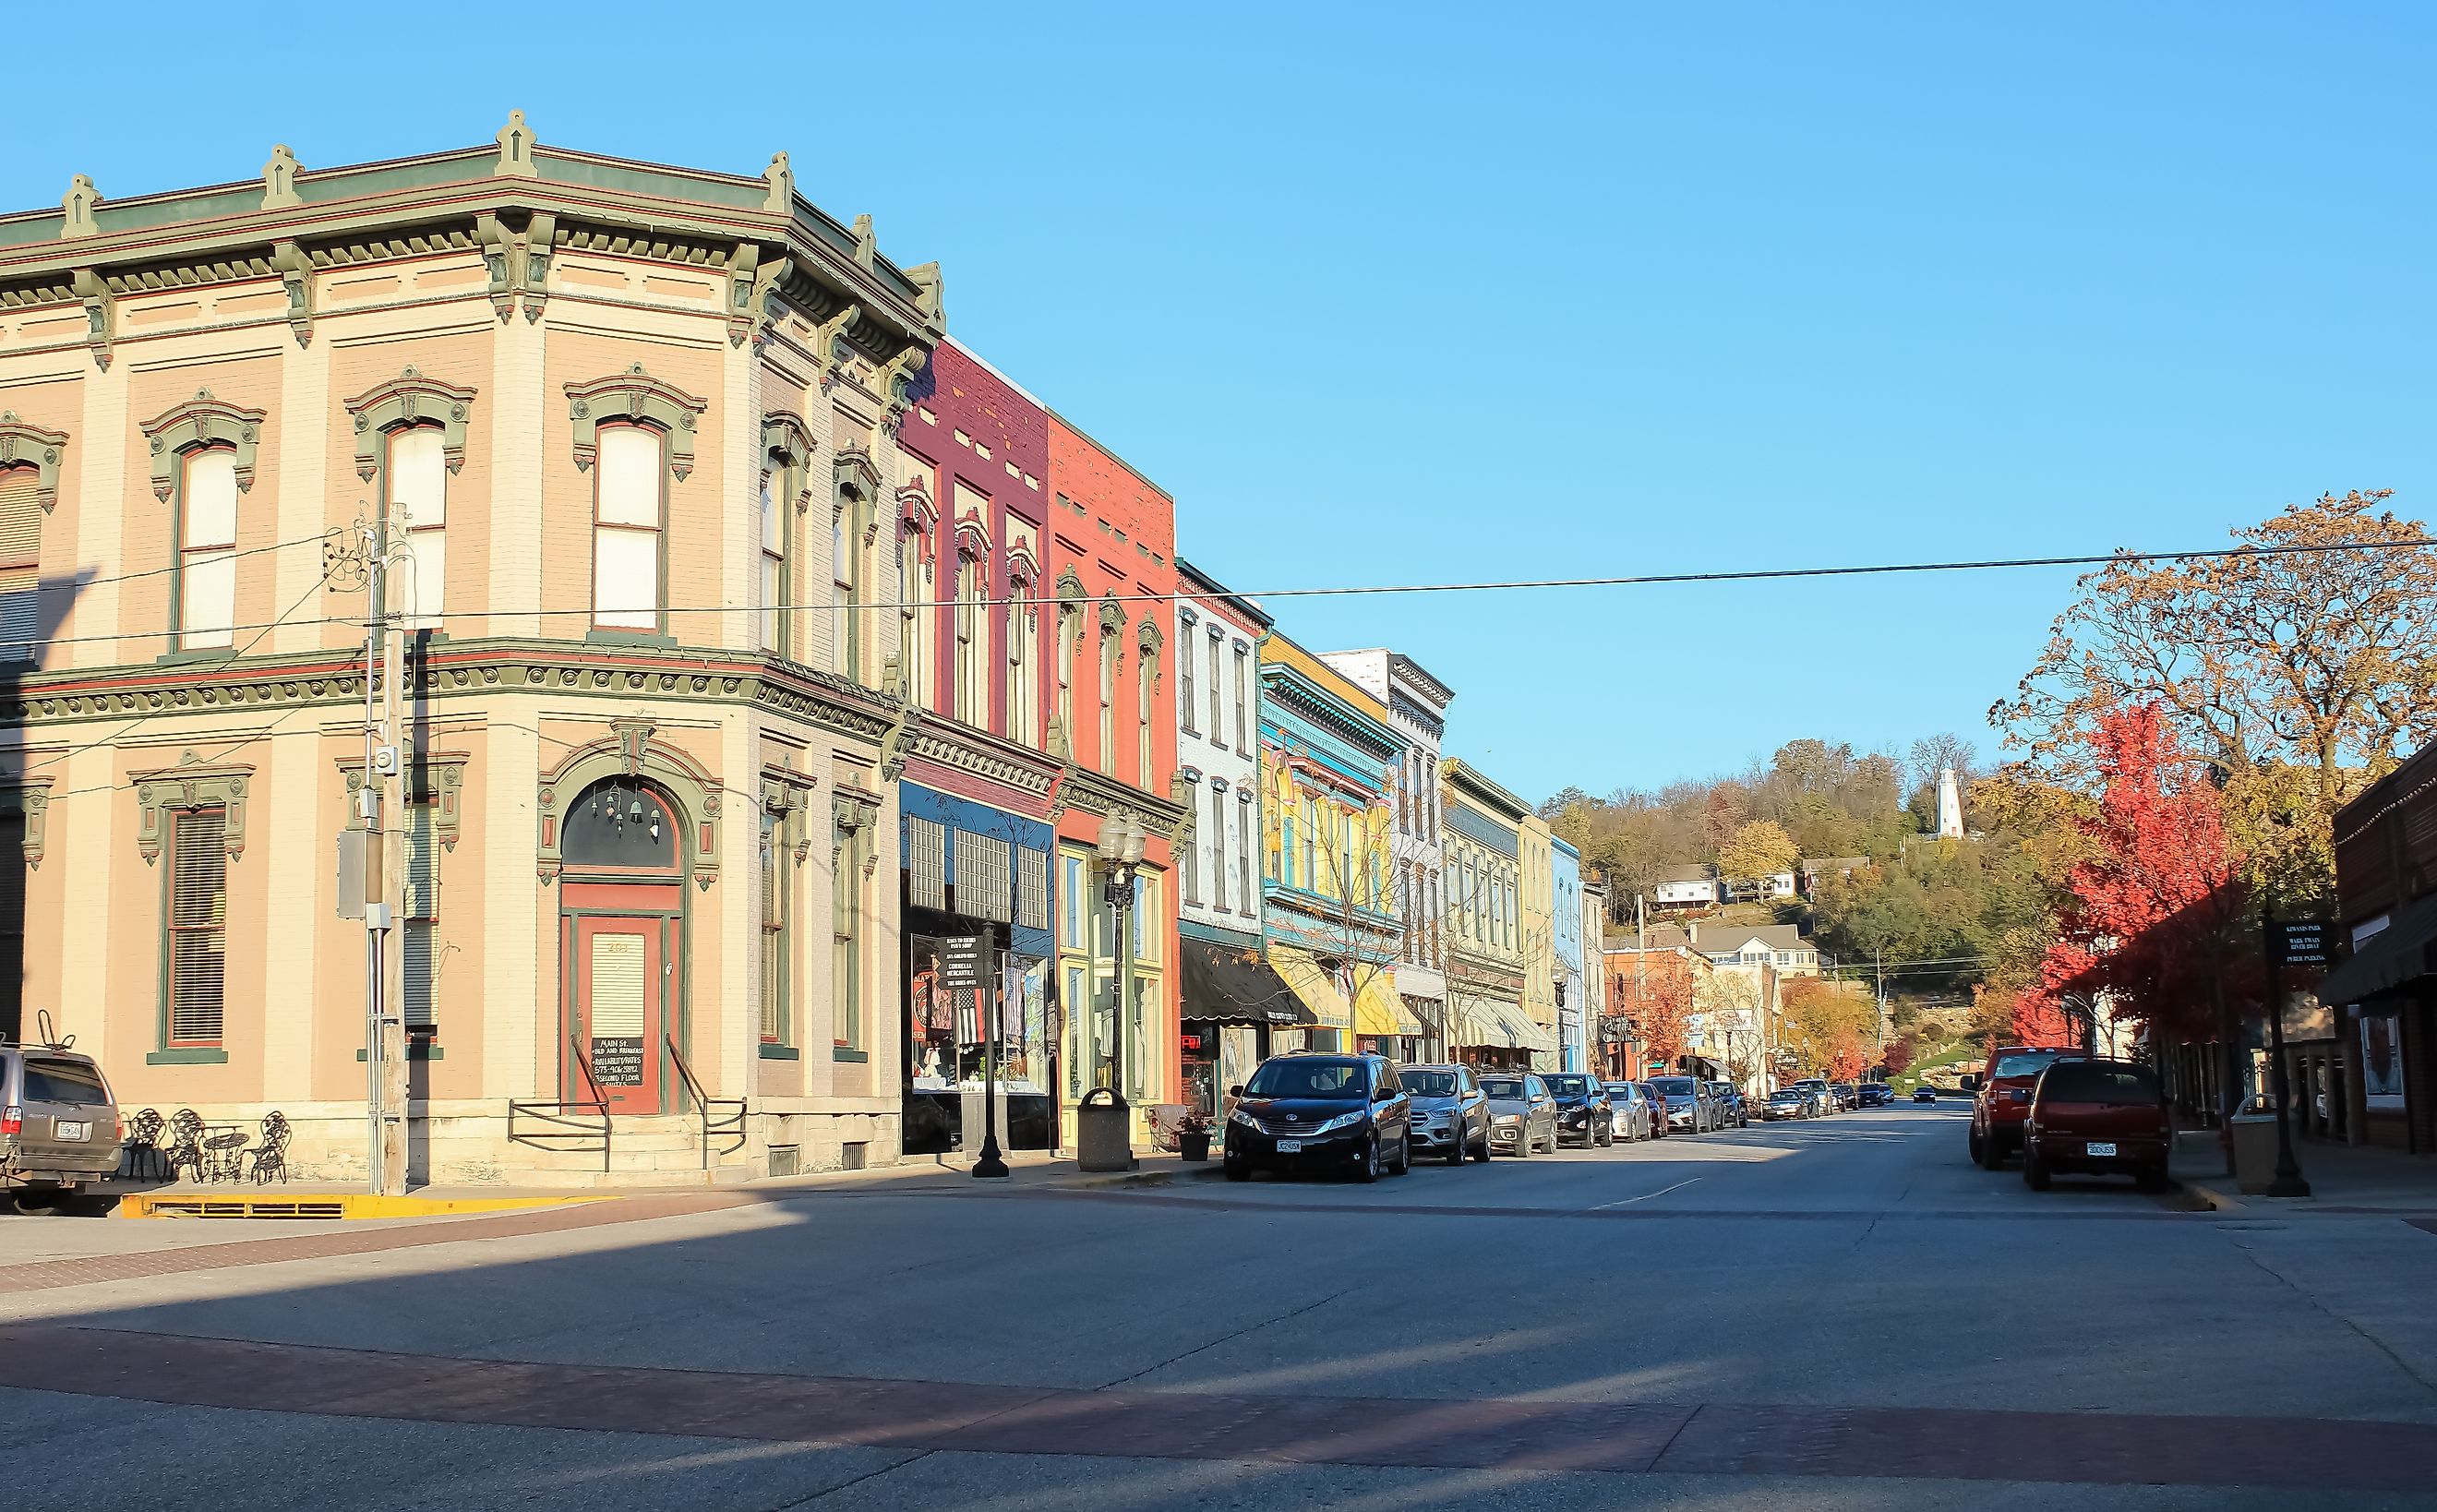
[{"x1": 562, "y1": 879, "x2": 682, "y2": 1114}]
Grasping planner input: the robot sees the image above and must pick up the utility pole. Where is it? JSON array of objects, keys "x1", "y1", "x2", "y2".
[
  {"x1": 359, "y1": 526, "x2": 386, "y2": 1196},
  {"x1": 380, "y1": 505, "x2": 408, "y2": 1194}
]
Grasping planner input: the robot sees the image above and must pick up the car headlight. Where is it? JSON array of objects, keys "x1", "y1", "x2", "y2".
[
  {"x1": 1313, "y1": 1110, "x2": 1368, "y2": 1136},
  {"x1": 1229, "y1": 1109, "x2": 1262, "y2": 1131},
  {"x1": 1494, "y1": 1114, "x2": 1520, "y2": 1127}
]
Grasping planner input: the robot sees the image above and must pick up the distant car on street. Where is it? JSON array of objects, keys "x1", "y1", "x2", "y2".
[
  {"x1": 1832, "y1": 1082, "x2": 1861, "y2": 1111},
  {"x1": 1543, "y1": 1073, "x2": 1615, "y2": 1148},
  {"x1": 2023, "y1": 1058, "x2": 2171, "y2": 1193},
  {"x1": 1398, "y1": 1063, "x2": 1492, "y2": 1166},
  {"x1": 1859, "y1": 1082, "x2": 1893, "y2": 1107},
  {"x1": 1637, "y1": 1083, "x2": 1671, "y2": 1138},
  {"x1": 1791, "y1": 1078, "x2": 1832, "y2": 1116},
  {"x1": 1222, "y1": 1053, "x2": 1411, "y2": 1182},
  {"x1": 1482, "y1": 1073, "x2": 1559, "y2": 1157},
  {"x1": 1649, "y1": 1075, "x2": 1712, "y2": 1134},
  {"x1": 1603, "y1": 1082, "x2": 1655, "y2": 1142},
  {"x1": 1913, "y1": 1086, "x2": 1939, "y2": 1104},
  {"x1": 1708, "y1": 1082, "x2": 1750, "y2": 1128},
  {"x1": 1763, "y1": 1089, "x2": 1808, "y2": 1121},
  {"x1": 1968, "y1": 1045, "x2": 2082, "y2": 1169}
]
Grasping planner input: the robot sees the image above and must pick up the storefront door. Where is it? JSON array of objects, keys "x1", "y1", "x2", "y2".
[{"x1": 567, "y1": 911, "x2": 669, "y2": 1114}]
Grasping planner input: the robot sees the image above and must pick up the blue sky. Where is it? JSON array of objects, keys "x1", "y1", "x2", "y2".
[{"x1": 7, "y1": 4, "x2": 2430, "y2": 803}]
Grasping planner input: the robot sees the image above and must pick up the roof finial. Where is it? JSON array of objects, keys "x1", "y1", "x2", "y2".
[
  {"x1": 851, "y1": 213, "x2": 876, "y2": 270},
  {"x1": 762, "y1": 152, "x2": 794, "y2": 214},
  {"x1": 60, "y1": 174, "x2": 100, "y2": 239},
  {"x1": 262, "y1": 145, "x2": 304, "y2": 210},
  {"x1": 495, "y1": 109, "x2": 538, "y2": 178}
]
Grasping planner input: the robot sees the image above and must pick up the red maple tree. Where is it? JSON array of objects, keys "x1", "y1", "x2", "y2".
[
  {"x1": 1881, "y1": 1036, "x2": 1916, "y2": 1077},
  {"x1": 1830, "y1": 1030, "x2": 1869, "y2": 1082},
  {"x1": 2023, "y1": 704, "x2": 2254, "y2": 1059}
]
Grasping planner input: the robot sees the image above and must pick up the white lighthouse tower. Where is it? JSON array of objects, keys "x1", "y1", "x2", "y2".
[{"x1": 1936, "y1": 768, "x2": 1964, "y2": 839}]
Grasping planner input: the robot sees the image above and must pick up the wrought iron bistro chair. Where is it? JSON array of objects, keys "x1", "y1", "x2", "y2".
[
  {"x1": 120, "y1": 1108, "x2": 169, "y2": 1181},
  {"x1": 164, "y1": 1110, "x2": 208, "y2": 1182},
  {"x1": 246, "y1": 1112, "x2": 292, "y2": 1185}
]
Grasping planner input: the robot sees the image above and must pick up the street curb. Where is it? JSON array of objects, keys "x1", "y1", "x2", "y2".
[
  {"x1": 1053, "y1": 1162, "x2": 1229, "y2": 1192},
  {"x1": 2180, "y1": 1179, "x2": 2245, "y2": 1212}
]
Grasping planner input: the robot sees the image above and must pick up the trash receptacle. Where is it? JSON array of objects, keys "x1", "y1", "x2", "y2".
[
  {"x1": 1076, "y1": 1087, "x2": 1135, "y2": 1173},
  {"x1": 2229, "y1": 1112, "x2": 2280, "y2": 1194}
]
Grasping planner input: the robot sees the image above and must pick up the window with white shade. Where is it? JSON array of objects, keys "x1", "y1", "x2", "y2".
[
  {"x1": 179, "y1": 449, "x2": 239, "y2": 649},
  {"x1": 0, "y1": 467, "x2": 40, "y2": 663},
  {"x1": 758, "y1": 475, "x2": 784, "y2": 654},
  {"x1": 592, "y1": 426, "x2": 662, "y2": 631},
  {"x1": 897, "y1": 522, "x2": 935, "y2": 705},
  {"x1": 954, "y1": 551, "x2": 985, "y2": 726},
  {"x1": 389, "y1": 427, "x2": 447, "y2": 631},
  {"x1": 1136, "y1": 641, "x2": 1155, "y2": 788},
  {"x1": 1098, "y1": 628, "x2": 1118, "y2": 776},
  {"x1": 1007, "y1": 581, "x2": 1036, "y2": 746}
]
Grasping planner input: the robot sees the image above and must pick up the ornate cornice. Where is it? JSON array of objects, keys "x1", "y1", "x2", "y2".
[
  {"x1": 762, "y1": 411, "x2": 816, "y2": 512},
  {"x1": 0, "y1": 414, "x2": 68, "y2": 512}
]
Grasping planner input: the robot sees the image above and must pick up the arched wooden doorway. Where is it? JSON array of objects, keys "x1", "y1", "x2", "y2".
[{"x1": 559, "y1": 777, "x2": 685, "y2": 1114}]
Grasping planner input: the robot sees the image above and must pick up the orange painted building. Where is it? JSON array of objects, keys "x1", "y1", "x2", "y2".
[{"x1": 1043, "y1": 414, "x2": 1185, "y2": 1134}]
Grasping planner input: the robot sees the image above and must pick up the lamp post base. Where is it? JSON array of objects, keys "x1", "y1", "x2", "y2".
[{"x1": 970, "y1": 1133, "x2": 1011, "y2": 1179}]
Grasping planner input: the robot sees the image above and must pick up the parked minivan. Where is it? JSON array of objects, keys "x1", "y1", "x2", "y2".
[{"x1": 3, "y1": 1043, "x2": 122, "y2": 1211}]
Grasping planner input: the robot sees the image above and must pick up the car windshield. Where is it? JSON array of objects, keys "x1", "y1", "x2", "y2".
[
  {"x1": 1771, "y1": 1091, "x2": 1802, "y2": 1101},
  {"x1": 1480, "y1": 1077, "x2": 1526, "y2": 1099},
  {"x1": 1243, "y1": 1060, "x2": 1367, "y2": 1099},
  {"x1": 1604, "y1": 1085, "x2": 1637, "y2": 1099},
  {"x1": 2039, "y1": 1062, "x2": 2161, "y2": 1103},
  {"x1": 1546, "y1": 1075, "x2": 1594, "y2": 1097},
  {"x1": 21, "y1": 1058, "x2": 107, "y2": 1103},
  {"x1": 1993, "y1": 1050, "x2": 2068, "y2": 1080},
  {"x1": 1651, "y1": 1077, "x2": 1697, "y2": 1095},
  {"x1": 1400, "y1": 1070, "x2": 1460, "y2": 1097}
]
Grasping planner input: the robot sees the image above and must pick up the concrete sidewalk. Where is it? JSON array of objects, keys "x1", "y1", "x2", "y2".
[{"x1": 2172, "y1": 1128, "x2": 2437, "y2": 1213}]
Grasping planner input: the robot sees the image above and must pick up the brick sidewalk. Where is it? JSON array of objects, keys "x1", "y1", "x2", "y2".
[{"x1": 5, "y1": 1323, "x2": 2431, "y2": 1491}]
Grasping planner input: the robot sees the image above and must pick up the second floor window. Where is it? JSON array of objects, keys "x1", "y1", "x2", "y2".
[
  {"x1": 1180, "y1": 633, "x2": 1196, "y2": 734},
  {"x1": 1136, "y1": 645, "x2": 1155, "y2": 788},
  {"x1": 178, "y1": 449, "x2": 239, "y2": 650},
  {"x1": 1208, "y1": 785, "x2": 1227, "y2": 912},
  {"x1": 1233, "y1": 647, "x2": 1251, "y2": 752},
  {"x1": 954, "y1": 552, "x2": 986, "y2": 726},
  {"x1": 592, "y1": 426, "x2": 662, "y2": 631},
  {"x1": 390, "y1": 426, "x2": 447, "y2": 632},
  {"x1": 1098, "y1": 629, "x2": 1118, "y2": 776},
  {"x1": 758, "y1": 477, "x2": 785, "y2": 654},
  {"x1": 165, "y1": 807, "x2": 228, "y2": 1048},
  {"x1": 1007, "y1": 582, "x2": 1037, "y2": 747},
  {"x1": 898, "y1": 525, "x2": 935, "y2": 703},
  {"x1": 1208, "y1": 637, "x2": 1224, "y2": 738},
  {"x1": 0, "y1": 465, "x2": 40, "y2": 663}
]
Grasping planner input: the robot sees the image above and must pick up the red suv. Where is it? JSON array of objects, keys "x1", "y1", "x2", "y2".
[
  {"x1": 1967, "y1": 1045, "x2": 2078, "y2": 1169},
  {"x1": 2023, "y1": 1058, "x2": 2171, "y2": 1192}
]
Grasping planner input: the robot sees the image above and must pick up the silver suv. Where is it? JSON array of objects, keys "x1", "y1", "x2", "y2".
[
  {"x1": 3, "y1": 1043, "x2": 121, "y2": 1210},
  {"x1": 1398, "y1": 1063, "x2": 1491, "y2": 1165}
]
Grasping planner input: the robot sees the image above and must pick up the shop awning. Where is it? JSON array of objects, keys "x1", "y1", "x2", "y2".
[
  {"x1": 1494, "y1": 1004, "x2": 1560, "y2": 1057},
  {"x1": 1353, "y1": 970, "x2": 1417, "y2": 1038},
  {"x1": 1178, "y1": 937, "x2": 1315, "y2": 1026},
  {"x1": 1450, "y1": 994, "x2": 1556, "y2": 1056},
  {"x1": 2316, "y1": 892, "x2": 2437, "y2": 1006}
]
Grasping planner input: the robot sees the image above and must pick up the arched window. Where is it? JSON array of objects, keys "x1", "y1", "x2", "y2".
[
  {"x1": 390, "y1": 426, "x2": 447, "y2": 631},
  {"x1": 0, "y1": 462, "x2": 42, "y2": 664},
  {"x1": 561, "y1": 780, "x2": 679, "y2": 871},
  {"x1": 1056, "y1": 596, "x2": 1081, "y2": 753},
  {"x1": 1098, "y1": 623, "x2": 1118, "y2": 777},
  {"x1": 897, "y1": 521, "x2": 935, "y2": 704},
  {"x1": 954, "y1": 549, "x2": 986, "y2": 726},
  {"x1": 592, "y1": 426, "x2": 664, "y2": 632},
  {"x1": 759, "y1": 474, "x2": 784, "y2": 653},
  {"x1": 1006, "y1": 577, "x2": 1036, "y2": 746},
  {"x1": 1135, "y1": 640, "x2": 1155, "y2": 788},
  {"x1": 179, "y1": 449, "x2": 240, "y2": 650}
]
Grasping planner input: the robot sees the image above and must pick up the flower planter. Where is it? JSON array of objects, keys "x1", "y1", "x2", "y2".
[{"x1": 1177, "y1": 1129, "x2": 1212, "y2": 1162}]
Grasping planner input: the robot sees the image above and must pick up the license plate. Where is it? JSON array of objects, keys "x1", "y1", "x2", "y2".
[
  {"x1": 2086, "y1": 1141, "x2": 2117, "y2": 1158},
  {"x1": 1275, "y1": 1139, "x2": 1302, "y2": 1154},
  {"x1": 54, "y1": 1122, "x2": 88, "y2": 1142}
]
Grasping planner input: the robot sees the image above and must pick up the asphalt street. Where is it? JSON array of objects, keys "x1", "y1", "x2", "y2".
[{"x1": 5, "y1": 1102, "x2": 2436, "y2": 1509}]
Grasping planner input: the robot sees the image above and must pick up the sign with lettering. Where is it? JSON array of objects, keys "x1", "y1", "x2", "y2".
[
  {"x1": 939, "y1": 935, "x2": 990, "y2": 992},
  {"x1": 2271, "y1": 919, "x2": 2334, "y2": 968},
  {"x1": 591, "y1": 1037, "x2": 644, "y2": 1086}
]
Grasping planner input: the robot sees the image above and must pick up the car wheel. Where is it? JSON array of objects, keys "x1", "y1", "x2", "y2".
[
  {"x1": 1975, "y1": 1130, "x2": 2005, "y2": 1170},
  {"x1": 1223, "y1": 1158, "x2": 1252, "y2": 1182},
  {"x1": 1967, "y1": 1126, "x2": 1985, "y2": 1164},
  {"x1": 2023, "y1": 1146, "x2": 2052, "y2": 1191},
  {"x1": 1390, "y1": 1134, "x2": 1411, "y2": 1176},
  {"x1": 2135, "y1": 1165, "x2": 2170, "y2": 1194},
  {"x1": 1355, "y1": 1138, "x2": 1381, "y2": 1183},
  {"x1": 1511, "y1": 1130, "x2": 1529, "y2": 1158},
  {"x1": 1471, "y1": 1131, "x2": 1493, "y2": 1163}
]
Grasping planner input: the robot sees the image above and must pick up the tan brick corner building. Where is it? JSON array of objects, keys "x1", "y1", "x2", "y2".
[{"x1": 0, "y1": 115, "x2": 953, "y2": 1182}]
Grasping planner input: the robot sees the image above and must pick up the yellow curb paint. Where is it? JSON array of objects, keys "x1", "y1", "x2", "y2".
[{"x1": 114, "y1": 1193, "x2": 617, "y2": 1220}]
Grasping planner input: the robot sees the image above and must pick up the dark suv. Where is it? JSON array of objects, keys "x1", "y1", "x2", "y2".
[
  {"x1": 3, "y1": 1043, "x2": 122, "y2": 1210},
  {"x1": 1968, "y1": 1045, "x2": 2080, "y2": 1169},
  {"x1": 1543, "y1": 1073, "x2": 1614, "y2": 1147},
  {"x1": 1224, "y1": 1053, "x2": 1411, "y2": 1182},
  {"x1": 2023, "y1": 1058, "x2": 2171, "y2": 1192}
]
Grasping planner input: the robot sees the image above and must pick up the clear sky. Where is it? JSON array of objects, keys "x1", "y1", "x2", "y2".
[{"x1": 6, "y1": 4, "x2": 2430, "y2": 803}]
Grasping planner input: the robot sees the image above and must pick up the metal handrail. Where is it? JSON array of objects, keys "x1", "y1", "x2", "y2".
[
  {"x1": 506, "y1": 1038, "x2": 612, "y2": 1172},
  {"x1": 665, "y1": 1037, "x2": 747, "y2": 1168}
]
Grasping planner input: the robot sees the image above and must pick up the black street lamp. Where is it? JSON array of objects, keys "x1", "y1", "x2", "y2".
[{"x1": 1078, "y1": 811, "x2": 1148, "y2": 1172}]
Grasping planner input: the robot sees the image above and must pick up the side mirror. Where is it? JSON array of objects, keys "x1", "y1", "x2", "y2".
[
  {"x1": 1959, "y1": 1074, "x2": 1981, "y2": 1093},
  {"x1": 1228, "y1": 1085, "x2": 1244, "y2": 1098}
]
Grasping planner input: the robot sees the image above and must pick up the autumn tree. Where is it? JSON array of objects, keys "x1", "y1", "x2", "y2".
[
  {"x1": 1881, "y1": 1036, "x2": 1916, "y2": 1077},
  {"x1": 1783, "y1": 978, "x2": 1877, "y2": 1078},
  {"x1": 1718, "y1": 819, "x2": 1799, "y2": 883},
  {"x1": 1996, "y1": 490, "x2": 2437, "y2": 905}
]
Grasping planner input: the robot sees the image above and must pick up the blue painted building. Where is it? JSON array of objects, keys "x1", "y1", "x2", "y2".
[{"x1": 1553, "y1": 835, "x2": 1586, "y2": 1072}]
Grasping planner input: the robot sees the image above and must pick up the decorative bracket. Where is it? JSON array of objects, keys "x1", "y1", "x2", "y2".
[
  {"x1": 878, "y1": 699, "x2": 922, "y2": 783},
  {"x1": 566, "y1": 365, "x2": 706, "y2": 482},
  {"x1": 70, "y1": 269, "x2": 113, "y2": 370},
  {"x1": 811, "y1": 301, "x2": 862, "y2": 386},
  {"x1": 726, "y1": 243, "x2": 794, "y2": 349},
  {"x1": 879, "y1": 341, "x2": 930, "y2": 422},
  {"x1": 762, "y1": 411, "x2": 816, "y2": 512},
  {"x1": 476, "y1": 210, "x2": 555, "y2": 323},
  {"x1": 133, "y1": 754, "x2": 252, "y2": 865},
  {"x1": 144, "y1": 391, "x2": 267, "y2": 499},
  {"x1": 834, "y1": 445, "x2": 882, "y2": 533},
  {"x1": 337, "y1": 752, "x2": 467, "y2": 849},
  {"x1": 0, "y1": 414, "x2": 69, "y2": 512},
  {"x1": 270, "y1": 239, "x2": 314, "y2": 347},
  {"x1": 761, "y1": 762, "x2": 821, "y2": 865},
  {"x1": 348, "y1": 366, "x2": 477, "y2": 482},
  {"x1": 0, "y1": 780, "x2": 54, "y2": 870}
]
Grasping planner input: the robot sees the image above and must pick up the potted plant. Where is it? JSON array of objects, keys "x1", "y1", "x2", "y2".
[{"x1": 1176, "y1": 1110, "x2": 1213, "y2": 1162}]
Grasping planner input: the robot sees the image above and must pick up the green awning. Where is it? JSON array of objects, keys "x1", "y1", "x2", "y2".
[{"x1": 2315, "y1": 892, "x2": 2437, "y2": 1006}]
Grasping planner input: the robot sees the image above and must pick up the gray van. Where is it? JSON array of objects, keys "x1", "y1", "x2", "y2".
[{"x1": 3, "y1": 1044, "x2": 121, "y2": 1208}]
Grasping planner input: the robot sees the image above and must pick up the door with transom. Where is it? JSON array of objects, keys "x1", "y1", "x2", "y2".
[{"x1": 558, "y1": 781, "x2": 687, "y2": 1115}]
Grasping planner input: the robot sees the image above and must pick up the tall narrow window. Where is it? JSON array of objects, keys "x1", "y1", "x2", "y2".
[
  {"x1": 1238, "y1": 795, "x2": 1255, "y2": 916},
  {"x1": 1056, "y1": 601, "x2": 1079, "y2": 752},
  {"x1": 834, "y1": 822, "x2": 861, "y2": 1051},
  {"x1": 1280, "y1": 804, "x2": 1297, "y2": 889},
  {"x1": 1007, "y1": 582, "x2": 1036, "y2": 746},
  {"x1": 1180, "y1": 632, "x2": 1196, "y2": 735},
  {"x1": 178, "y1": 450, "x2": 239, "y2": 649},
  {"x1": 390, "y1": 427, "x2": 447, "y2": 632},
  {"x1": 1179, "y1": 799, "x2": 1198, "y2": 905},
  {"x1": 832, "y1": 503, "x2": 861, "y2": 679},
  {"x1": 897, "y1": 524, "x2": 934, "y2": 706},
  {"x1": 1299, "y1": 795, "x2": 1317, "y2": 890},
  {"x1": 1232, "y1": 647, "x2": 1251, "y2": 753},
  {"x1": 954, "y1": 551, "x2": 985, "y2": 726},
  {"x1": 1208, "y1": 784, "x2": 1227, "y2": 912},
  {"x1": 165, "y1": 808, "x2": 227, "y2": 1048},
  {"x1": 759, "y1": 476, "x2": 785, "y2": 654},
  {"x1": 1098, "y1": 628, "x2": 1118, "y2": 777},
  {"x1": 0, "y1": 467, "x2": 40, "y2": 663},
  {"x1": 762, "y1": 812, "x2": 789, "y2": 1047},
  {"x1": 1208, "y1": 637, "x2": 1223, "y2": 740},
  {"x1": 1136, "y1": 645, "x2": 1155, "y2": 788},
  {"x1": 592, "y1": 426, "x2": 662, "y2": 631}
]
